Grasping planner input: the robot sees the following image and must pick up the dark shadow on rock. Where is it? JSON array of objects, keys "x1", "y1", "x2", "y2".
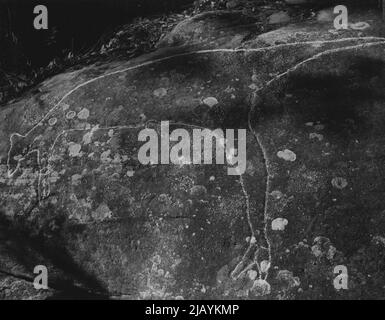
[
  {"x1": 0, "y1": 210, "x2": 110, "y2": 299},
  {"x1": 249, "y1": 54, "x2": 385, "y2": 259},
  {"x1": 253, "y1": 55, "x2": 385, "y2": 141},
  {"x1": 322, "y1": 202, "x2": 371, "y2": 256}
]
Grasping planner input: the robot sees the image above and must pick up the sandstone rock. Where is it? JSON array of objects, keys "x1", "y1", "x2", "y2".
[
  {"x1": 0, "y1": 276, "x2": 54, "y2": 300},
  {"x1": 157, "y1": 11, "x2": 259, "y2": 48},
  {"x1": 2, "y1": 9, "x2": 385, "y2": 299}
]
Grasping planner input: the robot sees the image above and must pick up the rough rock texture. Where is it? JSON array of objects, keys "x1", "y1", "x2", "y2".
[
  {"x1": 0, "y1": 276, "x2": 54, "y2": 300},
  {"x1": 157, "y1": 11, "x2": 262, "y2": 48},
  {"x1": 1, "y1": 8, "x2": 385, "y2": 299}
]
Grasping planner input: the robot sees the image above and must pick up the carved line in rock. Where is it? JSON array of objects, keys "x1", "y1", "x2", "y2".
[
  {"x1": 5, "y1": 37, "x2": 385, "y2": 291},
  {"x1": 7, "y1": 35, "x2": 385, "y2": 177},
  {"x1": 239, "y1": 40, "x2": 385, "y2": 282},
  {"x1": 7, "y1": 37, "x2": 385, "y2": 182}
]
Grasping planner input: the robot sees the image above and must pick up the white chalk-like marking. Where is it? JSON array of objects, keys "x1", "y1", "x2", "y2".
[
  {"x1": 8, "y1": 36, "x2": 385, "y2": 173},
  {"x1": 5, "y1": 36, "x2": 385, "y2": 286},
  {"x1": 7, "y1": 36, "x2": 385, "y2": 179}
]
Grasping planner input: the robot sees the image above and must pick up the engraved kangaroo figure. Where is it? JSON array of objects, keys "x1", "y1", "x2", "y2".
[
  {"x1": 8, "y1": 128, "x2": 53, "y2": 200},
  {"x1": 7, "y1": 38, "x2": 384, "y2": 203}
]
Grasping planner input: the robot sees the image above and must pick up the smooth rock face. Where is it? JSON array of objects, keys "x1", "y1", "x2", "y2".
[{"x1": 1, "y1": 9, "x2": 385, "y2": 299}]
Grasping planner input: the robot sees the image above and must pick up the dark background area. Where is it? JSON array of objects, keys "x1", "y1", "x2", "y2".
[
  {"x1": 0, "y1": 0, "x2": 195, "y2": 68},
  {"x1": 0, "y1": 0, "x2": 381, "y2": 104},
  {"x1": 0, "y1": 0, "x2": 201, "y2": 104},
  {"x1": 0, "y1": 0, "x2": 379, "y2": 69}
]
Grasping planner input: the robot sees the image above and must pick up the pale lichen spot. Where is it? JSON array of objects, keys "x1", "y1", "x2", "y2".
[
  {"x1": 68, "y1": 143, "x2": 82, "y2": 157},
  {"x1": 277, "y1": 149, "x2": 297, "y2": 162},
  {"x1": 71, "y1": 174, "x2": 82, "y2": 186},
  {"x1": 92, "y1": 203, "x2": 112, "y2": 221},
  {"x1": 271, "y1": 190, "x2": 284, "y2": 200},
  {"x1": 100, "y1": 150, "x2": 112, "y2": 163},
  {"x1": 251, "y1": 73, "x2": 260, "y2": 82},
  {"x1": 276, "y1": 270, "x2": 300, "y2": 288},
  {"x1": 272, "y1": 218, "x2": 289, "y2": 231},
  {"x1": 83, "y1": 124, "x2": 99, "y2": 145},
  {"x1": 83, "y1": 132, "x2": 92, "y2": 145},
  {"x1": 372, "y1": 236, "x2": 385, "y2": 247},
  {"x1": 77, "y1": 108, "x2": 90, "y2": 120},
  {"x1": 250, "y1": 279, "x2": 271, "y2": 296},
  {"x1": 224, "y1": 86, "x2": 235, "y2": 94},
  {"x1": 153, "y1": 88, "x2": 168, "y2": 98},
  {"x1": 309, "y1": 132, "x2": 324, "y2": 141},
  {"x1": 314, "y1": 124, "x2": 325, "y2": 131},
  {"x1": 327, "y1": 245, "x2": 337, "y2": 260},
  {"x1": 190, "y1": 185, "x2": 207, "y2": 197},
  {"x1": 48, "y1": 117, "x2": 57, "y2": 126},
  {"x1": 260, "y1": 260, "x2": 271, "y2": 273},
  {"x1": 311, "y1": 245, "x2": 323, "y2": 257},
  {"x1": 112, "y1": 154, "x2": 121, "y2": 164},
  {"x1": 126, "y1": 168, "x2": 135, "y2": 177},
  {"x1": 350, "y1": 21, "x2": 370, "y2": 30},
  {"x1": 66, "y1": 111, "x2": 76, "y2": 120},
  {"x1": 203, "y1": 97, "x2": 218, "y2": 108},
  {"x1": 139, "y1": 113, "x2": 147, "y2": 122},
  {"x1": 248, "y1": 270, "x2": 258, "y2": 281},
  {"x1": 331, "y1": 177, "x2": 348, "y2": 190}
]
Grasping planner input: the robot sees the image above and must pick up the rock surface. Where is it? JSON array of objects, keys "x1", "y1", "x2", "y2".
[
  {"x1": 1, "y1": 8, "x2": 385, "y2": 299},
  {"x1": 157, "y1": 11, "x2": 261, "y2": 48}
]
